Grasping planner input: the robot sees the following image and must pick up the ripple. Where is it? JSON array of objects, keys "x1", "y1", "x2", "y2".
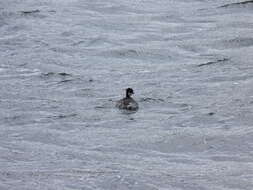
[
  {"x1": 219, "y1": 0, "x2": 253, "y2": 8},
  {"x1": 139, "y1": 97, "x2": 165, "y2": 103},
  {"x1": 21, "y1": 10, "x2": 40, "y2": 15},
  {"x1": 220, "y1": 37, "x2": 253, "y2": 49},
  {"x1": 197, "y1": 58, "x2": 229, "y2": 67},
  {"x1": 99, "y1": 48, "x2": 171, "y2": 60},
  {"x1": 20, "y1": 9, "x2": 46, "y2": 19},
  {"x1": 48, "y1": 113, "x2": 78, "y2": 120},
  {"x1": 41, "y1": 72, "x2": 72, "y2": 78}
]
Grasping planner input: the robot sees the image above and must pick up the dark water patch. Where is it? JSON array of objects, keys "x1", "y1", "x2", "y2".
[
  {"x1": 99, "y1": 48, "x2": 171, "y2": 60},
  {"x1": 4, "y1": 24, "x2": 27, "y2": 34},
  {"x1": 99, "y1": 49, "x2": 138, "y2": 59},
  {"x1": 3, "y1": 115, "x2": 22, "y2": 123},
  {"x1": 219, "y1": 0, "x2": 253, "y2": 8},
  {"x1": 209, "y1": 155, "x2": 252, "y2": 162},
  {"x1": 95, "y1": 106, "x2": 107, "y2": 109},
  {"x1": 175, "y1": 103, "x2": 193, "y2": 112},
  {"x1": 48, "y1": 10, "x2": 56, "y2": 13},
  {"x1": 58, "y1": 72, "x2": 72, "y2": 77},
  {"x1": 2, "y1": 114, "x2": 36, "y2": 126},
  {"x1": 49, "y1": 47, "x2": 74, "y2": 54},
  {"x1": 0, "y1": 11, "x2": 17, "y2": 19},
  {"x1": 224, "y1": 22, "x2": 253, "y2": 29},
  {"x1": 42, "y1": 72, "x2": 56, "y2": 77},
  {"x1": 0, "y1": 14, "x2": 7, "y2": 27},
  {"x1": 139, "y1": 97, "x2": 165, "y2": 103},
  {"x1": 41, "y1": 72, "x2": 72, "y2": 77},
  {"x1": 213, "y1": 37, "x2": 253, "y2": 49},
  {"x1": 197, "y1": 58, "x2": 229, "y2": 67},
  {"x1": 151, "y1": 14, "x2": 186, "y2": 23},
  {"x1": 40, "y1": 72, "x2": 78, "y2": 85},
  {"x1": 225, "y1": 37, "x2": 253, "y2": 48},
  {"x1": 61, "y1": 31, "x2": 74, "y2": 37},
  {"x1": 57, "y1": 79, "x2": 74, "y2": 83},
  {"x1": 1, "y1": 37, "x2": 29, "y2": 49},
  {"x1": 118, "y1": 49, "x2": 138, "y2": 56},
  {"x1": 0, "y1": 21, "x2": 6, "y2": 28},
  {"x1": 85, "y1": 37, "x2": 104, "y2": 47},
  {"x1": 20, "y1": 9, "x2": 46, "y2": 19},
  {"x1": 33, "y1": 39, "x2": 49, "y2": 47},
  {"x1": 72, "y1": 40, "x2": 86, "y2": 46},
  {"x1": 72, "y1": 37, "x2": 118, "y2": 48},
  {"x1": 49, "y1": 113, "x2": 78, "y2": 119},
  {"x1": 44, "y1": 72, "x2": 57, "y2": 77},
  {"x1": 207, "y1": 74, "x2": 253, "y2": 83},
  {"x1": 21, "y1": 10, "x2": 40, "y2": 15}
]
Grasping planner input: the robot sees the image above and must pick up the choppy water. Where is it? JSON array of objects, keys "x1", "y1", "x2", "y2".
[{"x1": 1, "y1": 0, "x2": 253, "y2": 189}]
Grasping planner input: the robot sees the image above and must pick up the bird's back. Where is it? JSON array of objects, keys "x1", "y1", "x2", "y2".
[{"x1": 116, "y1": 97, "x2": 138, "y2": 111}]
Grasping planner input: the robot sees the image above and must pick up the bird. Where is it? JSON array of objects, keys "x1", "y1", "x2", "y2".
[{"x1": 116, "y1": 88, "x2": 139, "y2": 111}]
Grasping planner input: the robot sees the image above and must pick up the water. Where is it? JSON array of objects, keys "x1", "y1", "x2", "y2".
[{"x1": 1, "y1": 0, "x2": 253, "y2": 189}]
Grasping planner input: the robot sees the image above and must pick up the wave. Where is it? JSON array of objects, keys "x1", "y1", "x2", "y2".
[
  {"x1": 220, "y1": 0, "x2": 253, "y2": 8},
  {"x1": 214, "y1": 37, "x2": 253, "y2": 49},
  {"x1": 197, "y1": 58, "x2": 229, "y2": 67}
]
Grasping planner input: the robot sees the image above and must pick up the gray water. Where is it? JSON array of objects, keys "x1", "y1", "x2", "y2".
[{"x1": 1, "y1": 0, "x2": 253, "y2": 189}]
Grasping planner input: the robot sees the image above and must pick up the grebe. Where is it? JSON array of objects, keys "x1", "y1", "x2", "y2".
[{"x1": 116, "y1": 88, "x2": 138, "y2": 111}]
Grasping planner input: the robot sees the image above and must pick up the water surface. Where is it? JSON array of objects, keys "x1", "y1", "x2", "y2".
[{"x1": 0, "y1": 0, "x2": 253, "y2": 189}]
